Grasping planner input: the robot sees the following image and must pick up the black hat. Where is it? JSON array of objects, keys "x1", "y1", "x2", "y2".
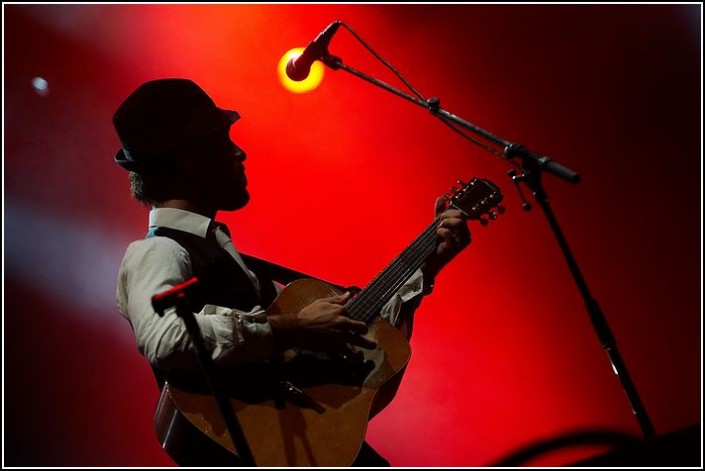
[{"x1": 113, "y1": 78, "x2": 240, "y2": 172}]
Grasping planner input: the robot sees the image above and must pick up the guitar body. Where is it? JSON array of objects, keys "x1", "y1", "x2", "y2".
[{"x1": 155, "y1": 279, "x2": 412, "y2": 467}]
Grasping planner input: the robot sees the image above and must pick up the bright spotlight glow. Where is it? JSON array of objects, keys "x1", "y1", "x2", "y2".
[
  {"x1": 32, "y1": 76, "x2": 50, "y2": 96},
  {"x1": 278, "y1": 47, "x2": 325, "y2": 94}
]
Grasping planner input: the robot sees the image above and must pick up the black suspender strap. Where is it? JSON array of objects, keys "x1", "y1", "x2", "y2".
[{"x1": 240, "y1": 252, "x2": 360, "y2": 294}]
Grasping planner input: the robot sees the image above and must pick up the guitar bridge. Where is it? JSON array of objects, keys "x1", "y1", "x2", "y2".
[{"x1": 279, "y1": 381, "x2": 325, "y2": 414}]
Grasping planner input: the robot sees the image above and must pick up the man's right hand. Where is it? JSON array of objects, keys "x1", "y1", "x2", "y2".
[{"x1": 268, "y1": 292, "x2": 377, "y2": 354}]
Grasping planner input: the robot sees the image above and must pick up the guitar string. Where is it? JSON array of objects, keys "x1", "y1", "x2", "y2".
[
  {"x1": 356, "y1": 231, "x2": 436, "y2": 323},
  {"x1": 347, "y1": 182, "x2": 494, "y2": 323},
  {"x1": 347, "y1": 219, "x2": 439, "y2": 323},
  {"x1": 347, "y1": 220, "x2": 437, "y2": 320},
  {"x1": 359, "y1": 231, "x2": 437, "y2": 323}
]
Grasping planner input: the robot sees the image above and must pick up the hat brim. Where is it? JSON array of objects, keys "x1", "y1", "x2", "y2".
[{"x1": 114, "y1": 108, "x2": 240, "y2": 171}]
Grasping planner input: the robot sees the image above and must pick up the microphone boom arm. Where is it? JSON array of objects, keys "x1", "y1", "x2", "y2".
[{"x1": 322, "y1": 55, "x2": 579, "y2": 183}]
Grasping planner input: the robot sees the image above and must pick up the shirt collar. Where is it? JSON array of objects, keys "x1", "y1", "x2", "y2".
[{"x1": 148, "y1": 208, "x2": 212, "y2": 239}]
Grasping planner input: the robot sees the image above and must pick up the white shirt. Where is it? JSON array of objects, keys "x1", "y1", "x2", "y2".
[{"x1": 116, "y1": 208, "x2": 426, "y2": 371}]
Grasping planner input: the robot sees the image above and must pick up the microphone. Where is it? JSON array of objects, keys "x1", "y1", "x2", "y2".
[{"x1": 286, "y1": 21, "x2": 341, "y2": 81}]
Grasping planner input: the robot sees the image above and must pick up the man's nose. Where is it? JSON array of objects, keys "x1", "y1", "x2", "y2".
[{"x1": 233, "y1": 145, "x2": 246, "y2": 162}]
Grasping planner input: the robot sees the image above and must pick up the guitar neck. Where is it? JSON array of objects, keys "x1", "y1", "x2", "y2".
[{"x1": 346, "y1": 217, "x2": 440, "y2": 323}]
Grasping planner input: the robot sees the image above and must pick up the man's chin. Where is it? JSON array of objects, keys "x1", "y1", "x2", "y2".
[{"x1": 222, "y1": 191, "x2": 250, "y2": 211}]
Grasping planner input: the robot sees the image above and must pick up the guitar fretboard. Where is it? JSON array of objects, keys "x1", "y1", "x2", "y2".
[{"x1": 345, "y1": 217, "x2": 440, "y2": 323}]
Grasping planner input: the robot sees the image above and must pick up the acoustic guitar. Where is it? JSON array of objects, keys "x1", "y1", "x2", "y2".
[{"x1": 154, "y1": 177, "x2": 503, "y2": 466}]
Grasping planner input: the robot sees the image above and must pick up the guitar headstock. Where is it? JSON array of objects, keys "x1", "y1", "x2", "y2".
[{"x1": 446, "y1": 178, "x2": 504, "y2": 226}]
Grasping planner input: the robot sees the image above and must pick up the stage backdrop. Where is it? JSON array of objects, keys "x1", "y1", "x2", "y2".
[{"x1": 4, "y1": 4, "x2": 701, "y2": 467}]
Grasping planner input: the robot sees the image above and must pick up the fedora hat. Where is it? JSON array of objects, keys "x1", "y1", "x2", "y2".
[{"x1": 113, "y1": 78, "x2": 239, "y2": 172}]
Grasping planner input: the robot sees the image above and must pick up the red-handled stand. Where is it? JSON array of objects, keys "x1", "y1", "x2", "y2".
[{"x1": 151, "y1": 277, "x2": 257, "y2": 467}]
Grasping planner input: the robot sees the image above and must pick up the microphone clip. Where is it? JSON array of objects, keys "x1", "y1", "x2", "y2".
[{"x1": 507, "y1": 168, "x2": 533, "y2": 212}]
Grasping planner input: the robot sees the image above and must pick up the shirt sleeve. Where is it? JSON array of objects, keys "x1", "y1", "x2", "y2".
[
  {"x1": 378, "y1": 269, "x2": 428, "y2": 340},
  {"x1": 116, "y1": 237, "x2": 275, "y2": 371}
]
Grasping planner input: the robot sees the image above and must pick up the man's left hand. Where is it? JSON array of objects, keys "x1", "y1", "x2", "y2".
[{"x1": 422, "y1": 196, "x2": 471, "y2": 282}]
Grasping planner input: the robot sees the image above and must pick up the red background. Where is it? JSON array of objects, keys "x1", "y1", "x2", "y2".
[{"x1": 4, "y1": 4, "x2": 701, "y2": 467}]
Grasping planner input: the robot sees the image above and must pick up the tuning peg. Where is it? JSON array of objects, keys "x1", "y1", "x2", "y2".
[
  {"x1": 479, "y1": 217, "x2": 489, "y2": 227},
  {"x1": 497, "y1": 205, "x2": 506, "y2": 214},
  {"x1": 489, "y1": 211, "x2": 498, "y2": 220},
  {"x1": 456, "y1": 179, "x2": 468, "y2": 187}
]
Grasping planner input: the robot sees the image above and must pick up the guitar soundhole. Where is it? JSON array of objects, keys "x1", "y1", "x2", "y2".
[{"x1": 286, "y1": 349, "x2": 376, "y2": 387}]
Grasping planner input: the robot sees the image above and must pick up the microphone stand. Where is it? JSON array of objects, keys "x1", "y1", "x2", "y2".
[
  {"x1": 320, "y1": 52, "x2": 655, "y2": 439},
  {"x1": 152, "y1": 278, "x2": 257, "y2": 466}
]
